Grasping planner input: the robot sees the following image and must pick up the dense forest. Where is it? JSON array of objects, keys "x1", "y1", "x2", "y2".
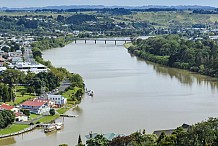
[
  {"x1": 0, "y1": 110, "x2": 15, "y2": 129},
  {"x1": 128, "y1": 35, "x2": 218, "y2": 77}
]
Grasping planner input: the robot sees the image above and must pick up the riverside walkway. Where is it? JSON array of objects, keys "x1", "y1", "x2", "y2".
[{"x1": 0, "y1": 125, "x2": 37, "y2": 139}]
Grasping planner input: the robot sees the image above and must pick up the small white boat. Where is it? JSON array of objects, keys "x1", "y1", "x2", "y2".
[
  {"x1": 87, "y1": 90, "x2": 94, "y2": 96},
  {"x1": 55, "y1": 122, "x2": 63, "y2": 130}
]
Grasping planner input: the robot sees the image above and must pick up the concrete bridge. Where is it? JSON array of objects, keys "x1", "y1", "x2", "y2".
[{"x1": 71, "y1": 38, "x2": 131, "y2": 45}]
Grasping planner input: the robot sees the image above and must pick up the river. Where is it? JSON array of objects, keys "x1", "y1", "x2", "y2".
[{"x1": 1, "y1": 40, "x2": 218, "y2": 146}]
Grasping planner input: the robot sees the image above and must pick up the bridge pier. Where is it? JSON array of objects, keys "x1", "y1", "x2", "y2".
[{"x1": 125, "y1": 40, "x2": 127, "y2": 43}]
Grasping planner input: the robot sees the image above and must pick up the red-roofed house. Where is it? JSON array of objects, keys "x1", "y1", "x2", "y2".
[
  {"x1": 33, "y1": 98, "x2": 55, "y2": 107},
  {"x1": 21, "y1": 100, "x2": 50, "y2": 115},
  {"x1": 0, "y1": 103, "x2": 28, "y2": 121},
  {"x1": 0, "y1": 103, "x2": 19, "y2": 113},
  {"x1": 15, "y1": 112, "x2": 28, "y2": 122}
]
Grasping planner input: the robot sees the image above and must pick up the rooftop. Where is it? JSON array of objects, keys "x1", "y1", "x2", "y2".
[
  {"x1": 0, "y1": 104, "x2": 14, "y2": 110},
  {"x1": 33, "y1": 99, "x2": 50, "y2": 103},
  {"x1": 21, "y1": 101, "x2": 45, "y2": 107}
]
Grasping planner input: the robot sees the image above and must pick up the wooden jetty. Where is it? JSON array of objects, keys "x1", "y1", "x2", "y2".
[{"x1": 60, "y1": 114, "x2": 79, "y2": 117}]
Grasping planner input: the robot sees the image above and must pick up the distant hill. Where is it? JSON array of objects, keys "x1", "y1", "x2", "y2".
[{"x1": 0, "y1": 5, "x2": 216, "y2": 11}]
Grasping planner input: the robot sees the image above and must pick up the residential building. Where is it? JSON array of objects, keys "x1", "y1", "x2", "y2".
[
  {"x1": 33, "y1": 98, "x2": 55, "y2": 108},
  {"x1": 15, "y1": 112, "x2": 28, "y2": 122},
  {"x1": 0, "y1": 103, "x2": 28, "y2": 122},
  {"x1": 47, "y1": 95, "x2": 67, "y2": 107},
  {"x1": 0, "y1": 103, "x2": 19, "y2": 113},
  {"x1": 21, "y1": 100, "x2": 50, "y2": 115}
]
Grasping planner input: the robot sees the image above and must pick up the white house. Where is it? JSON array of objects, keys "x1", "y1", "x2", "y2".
[
  {"x1": 0, "y1": 103, "x2": 19, "y2": 113},
  {"x1": 0, "y1": 103, "x2": 28, "y2": 121},
  {"x1": 15, "y1": 112, "x2": 28, "y2": 122},
  {"x1": 21, "y1": 100, "x2": 50, "y2": 115},
  {"x1": 47, "y1": 95, "x2": 67, "y2": 107}
]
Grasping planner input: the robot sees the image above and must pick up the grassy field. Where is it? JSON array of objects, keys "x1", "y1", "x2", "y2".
[
  {"x1": 62, "y1": 89, "x2": 74, "y2": 100},
  {"x1": 29, "y1": 114, "x2": 40, "y2": 120},
  {"x1": 56, "y1": 104, "x2": 73, "y2": 114},
  {"x1": 13, "y1": 86, "x2": 35, "y2": 105},
  {"x1": 2, "y1": 86, "x2": 35, "y2": 106},
  {"x1": 36, "y1": 114, "x2": 60, "y2": 124},
  {"x1": 0, "y1": 124, "x2": 29, "y2": 135},
  {"x1": 114, "y1": 11, "x2": 218, "y2": 27},
  {"x1": 61, "y1": 87, "x2": 81, "y2": 105}
]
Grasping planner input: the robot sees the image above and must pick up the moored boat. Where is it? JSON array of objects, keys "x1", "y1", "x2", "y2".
[
  {"x1": 88, "y1": 90, "x2": 94, "y2": 96},
  {"x1": 44, "y1": 124, "x2": 56, "y2": 133},
  {"x1": 55, "y1": 122, "x2": 64, "y2": 130}
]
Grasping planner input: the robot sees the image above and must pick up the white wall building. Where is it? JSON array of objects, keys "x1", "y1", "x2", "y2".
[
  {"x1": 47, "y1": 95, "x2": 67, "y2": 107},
  {"x1": 15, "y1": 62, "x2": 48, "y2": 74}
]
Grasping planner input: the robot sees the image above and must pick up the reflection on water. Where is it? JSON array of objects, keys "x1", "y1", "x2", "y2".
[
  {"x1": 0, "y1": 137, "x2": 16, "y2": 145},
  {"x1": 2, "y1": 41, "x2": 218, "y2": 146},
  {"x1": 72, "y1": 105, "x2": 83, "y2": 115},
  {"x1": 134, "y1": 55, "x2": 218, "y2": 91}
]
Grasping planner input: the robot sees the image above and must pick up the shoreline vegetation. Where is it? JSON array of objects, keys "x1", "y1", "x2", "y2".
[
  {"x1": 2, "y1": 35, "x2": 218, "y2": 144},
  {"x1": 126, "y1": 34, "x2": 218, "y2": 79},
  {"x1": 0, "y1": 36, "x2": 85, "y2": 137}
]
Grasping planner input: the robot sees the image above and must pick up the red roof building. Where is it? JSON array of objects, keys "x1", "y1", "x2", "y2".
[
  {"x1": 21, "y1": 100, "x2": 50, "y2": 115},
  {"x1": 0, "y1": 103, "x2": 14, "y2": 110},
  {"x1": 21, "y1": 101, "x2": 45, "y2": 107}
]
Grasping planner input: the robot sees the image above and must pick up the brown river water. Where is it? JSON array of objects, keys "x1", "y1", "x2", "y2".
[{"x1": 1, "y1": 40, "x2": 218, "y2": 146}]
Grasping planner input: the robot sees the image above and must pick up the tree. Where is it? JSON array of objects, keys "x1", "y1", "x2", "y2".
[
  {"x1": 78, "y1": 134, "x2": 82, "y2": 144},
  {"x1": 0, "y1": 110, "x2": 15, "y2": 129},
  {"x1": 86, "y1": 134, "x2": 109, "y2": 146},
  {"x1": 27, "y1": 86, "x2": 34, "y2": 94},
  {"x1": 2, "y1": 69, "x2": 26, "y2": 87},
  {"x1": 157, "y1": 132, "x2": 166, "y2": 145},
  {"x1": 21, "y1": 109, "x2": 30, "y2": 117},
  {"x1": 21, "y1": 90, "x2": 26, "y2": 97},
  {"x1": 2, "y1": 84, "x2": 10, "y2": 102},
  {"x1": 32, "y1": 47, "x2": 42, "y2": 59},
  {"x1": 49, "y1": 108, "x2": 55, "y2": 116},
  {"x1": 76, "y1": 134, "x2": 85, "y2": 146}
]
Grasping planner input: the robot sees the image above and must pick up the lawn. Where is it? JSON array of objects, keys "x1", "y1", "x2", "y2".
[
  {"x1": 13, "y1": 86, "x2": 35, "y2": 105},
  {"x1": 62, "y1": 88, "x2": 80, "y2": 105},
  {"x1": 29, "y1": 114, "x2": 40, "y2": 120},
  {"x1": 3, "y1": 86, "x2": 35, "y2": 106},
  {"x1": 37, "y1": 114, "x2": 60, "y2": 124},
  {"x1": 62, "y1": 89, "x2": 74, "y2": 100},
  {"x1": 56, "y1": 104, "x2": 73, "y2": 114},
  {"x1": 0, "y1": 124, "x2": 29, "y2": 135},
  {"x1": 124, "y1": 42, "x2": 132, "y2": 49}
]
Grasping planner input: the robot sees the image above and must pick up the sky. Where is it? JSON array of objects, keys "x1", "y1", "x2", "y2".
[{"x1": 1, "y1": 0, "x2": 218, "y2": 8}]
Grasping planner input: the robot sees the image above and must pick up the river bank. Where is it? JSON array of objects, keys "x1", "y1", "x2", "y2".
[
  {"x1": 0, "y1": 36, "x2": 85, "y2": 140},
  {"x1": 2, "y1": 39, "x2": 218, "y2": 146}
]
